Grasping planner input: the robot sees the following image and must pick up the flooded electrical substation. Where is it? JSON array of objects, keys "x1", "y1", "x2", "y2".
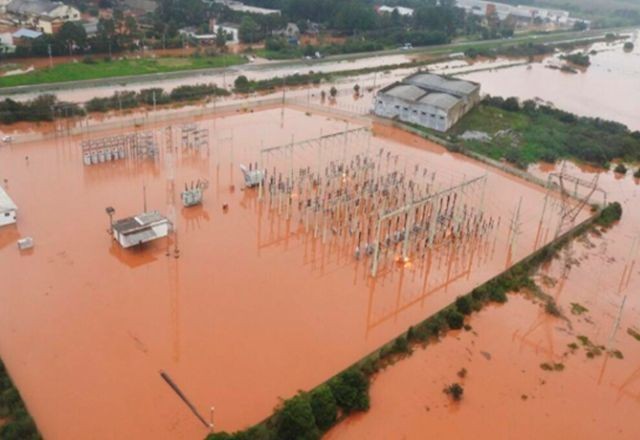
[{"x1": 0, "y1": 104, "x2": 583, "y2": 439}]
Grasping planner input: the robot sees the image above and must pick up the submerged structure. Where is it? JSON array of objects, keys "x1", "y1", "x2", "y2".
[
  {"x1": 181, "y1": 180, "x2": 210, "y2": 207},
  {"x1": 112, "y1": 211, "x2": 172, "y2": 248},
  {"x1": 373, "y1": 73, "x2": 480, "y2": 132},
  {"x1": 0, "y1": 186, "x2": 17, "y2": 227}
]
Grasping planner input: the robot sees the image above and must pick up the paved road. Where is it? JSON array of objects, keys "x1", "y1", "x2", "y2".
[{"x1": 0, "y1": 26, "x2": 633, "y2": 97}]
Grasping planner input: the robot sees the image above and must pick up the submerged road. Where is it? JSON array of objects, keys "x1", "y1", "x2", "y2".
[{"x1": 0, "y1": 26, "x2": 634, "y2": 99}]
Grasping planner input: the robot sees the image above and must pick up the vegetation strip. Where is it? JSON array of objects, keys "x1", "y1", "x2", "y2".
[
  {"x1": 403, "y1": 97, "x2": 640, "y2": 170},
  {"x1": 206, "y1": 203, "x2": 622, "y2": 439},
  {"x1": 0, "y1": 360, "x2": 41, "y2": 440}
]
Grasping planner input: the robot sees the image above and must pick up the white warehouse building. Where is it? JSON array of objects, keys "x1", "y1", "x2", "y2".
[
  {"x1": 0, "y1": 186, "x2": 17, "y2": 227},
  {"x1": 373, "y1": 73, "x2": 481, "y2": 132}
]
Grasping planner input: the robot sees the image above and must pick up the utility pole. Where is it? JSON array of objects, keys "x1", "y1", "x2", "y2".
[{"x1": 47, "y1": 43, "x2": 53, "y2": 68}]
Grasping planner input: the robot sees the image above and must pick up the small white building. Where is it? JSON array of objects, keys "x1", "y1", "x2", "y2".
[
  {"x1": 6, "y1": 0, "x2": 80, "y2": 34},
  {"x1": 0, "y1": 186, "x2": 17, "y2": 227},
  {"x1": 378, "y1": 5, "x2": 414, "y2": 17},
  {"x1": 112, "y1": 211, "x2": 172, "y2": 248}
]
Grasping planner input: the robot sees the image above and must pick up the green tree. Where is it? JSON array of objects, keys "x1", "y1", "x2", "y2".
[
  {"x1": 276, "y1": 394, "x2": 320, "y2": 440},
  {"x1": 56, "y1": 21, "x2": 87, "y2": 54},
  {"x1": 215, "y1": 26, "x2": 227, "y2": 50},
  {"x1": 445, "y1": 309, "x2": 464, "y2": 330},
  {"x1": 239, "y1": 16, "x2": 261, "y2": 44},
  {"x1": 455, "y1": 296, "x2": 472, "y2": 315},
  {"x1": 234, "y1": 75, "x2": 250, "y2": 93},
  {"x1": 328, "y1": 369, "x2": 369, "y2": 413},
  {"x1": 309, "y1": 385, "x2": 337, "y2": 431}
]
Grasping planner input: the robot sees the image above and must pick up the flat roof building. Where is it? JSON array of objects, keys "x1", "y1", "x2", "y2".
[
  {"x1": 0, "y1": 186, "x2": 17, "y2": 227},
  {"x1": 112, "y1": 211, "x2": 172, "y2": 248},
  {"x1": 373, "y1": 72, "x2": 480, "y2": 132}
]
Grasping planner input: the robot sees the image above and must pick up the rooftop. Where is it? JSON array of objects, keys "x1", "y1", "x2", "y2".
[
  {"x1": 0, "y1": 186, "x2": 17, "y2": 212},
  {"x1": 384, "y1": 84, "x2": 427, "y2": 102},
  {"x1": 12, "y1": 28, "x2": 43, "y2": 39},
  {"x1": 406, "y1": 73, "x2": 479, "y2": 97},
  {"x1": 112, "y1": 211, "x2": 168, "y2": 235},
  {"x1": 7, "y1": 0, "x2": 60, "y2": 16},
  {"x1": 418, "y1": 93, "x2": 461, "y2": 110}
]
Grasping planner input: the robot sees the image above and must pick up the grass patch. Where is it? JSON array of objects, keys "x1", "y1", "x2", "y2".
[
  {"x1": 0, "y1": 55, "x2": 247, "y2": 88},
  {"x1": 449, "y1": 100, "x2": 640, "y2": 169}
]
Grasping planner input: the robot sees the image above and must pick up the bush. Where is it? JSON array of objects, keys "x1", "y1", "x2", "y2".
[
  {"x1": 455, "y1": 296, "x2": 473, "y2": 315},
  {"x1": 444, "y1": 309, "x2": 465, "y2": 330},
  {"x1": 444, "y1": 383, "x2": 464, "y2": 401},
  {"x1": 309, "y1": 385, "x2": 337, "y2": 431},
  {"x1": 391, "y1": 335, "x2": 410, "y2": 354},
  {"x1": 634, "y1": 168, "x2": 640, "y2": 179},
  {"x1": 489, "y1": 287, "x2": 508, "y2": 303},
  {"x1": 234, "y1": 75, "x2": 250, "y2": 93},
  {"x1": 328, "y1": 369, "x2": 369, "y2": 413},
  {"x1": 596, "y1": 202, "x2": 623, "y2": 227},
  {"x1": 275, "y1": 394, "x2": 320, "y2": 440},
  {"x1": 614, "y1": 163, "x2": 628, "y2": 174}
]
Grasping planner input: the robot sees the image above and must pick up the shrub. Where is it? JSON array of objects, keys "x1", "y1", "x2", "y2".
[
  {"x1": 328, "y1": 369, "x2": 369, "y2": 413},
  {"x1": 614, "y1": 163, "x2": 628, "y2": 174},
  {"x1": 444, "y1": 309, "x2": 464, "y2": 330},
  {"x1": 455, "y1": 296, "x2": 473, "y2": 315},
  {"x1": 329, "y1": 86, "x2": 338, "y2": 98},
  {"x1": 234, "y1": 75, "x2": 250, "y2": 93},
  {"x1": 489, "y1": 288, "x2": 508, "y2": 303},
  {"x1": 275, "y1": 394, "x2": 319, "y2": 440},
  {"x1": 634, "y1": 168, "x2": 640, "y2": 179},
  {"x1": 309, "y1": 385, "x2": 337, "y2": 431},
  {"x1": 444, "y1": 383, "x2": 464, "y2": 401},
  {"x1": 596, "y1": 202, "x2": 622, "y2": 227},
  {"x1": 391, "y1": 335, "x2": 410, "y2": 354}
]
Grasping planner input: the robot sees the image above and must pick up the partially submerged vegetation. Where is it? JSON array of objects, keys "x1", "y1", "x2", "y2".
[
  {"x1": 449, "y1": 97, "x2": 640, "y2": 168},
  {"x1": 628, "y1": 328, "x2": 640, "y2": 342},
  {"x1": 560, "y1": 52, "x2": 591, "y2": 66},
  {"x1": 206, "y1": 202, "x2": 622, "y2": 439},
  {"x1": 0, "y1": 84, "x2": 230, "y2": 124},
  {"x1": 0, "y1": 360, "x2": 41, "y2": 440}
]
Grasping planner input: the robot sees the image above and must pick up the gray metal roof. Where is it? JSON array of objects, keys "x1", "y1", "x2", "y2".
[
  {"x1": 383, "y1": 84, "x2": 427, "y2": 102},
  {"x1": 0, "y1": 186, "x2": 17, "y2": 212},
  {"x1": 418, "y1": 93, "x2": 461, "y2": 110},
  {"x1": 7, "y1": 0, "x2": 59, "y2": 16},
  {"x1": 12, "y1": 28, "x2": 42, "y2": 39},
  {"x1": 113, "y1": 211, "x2": 167, "y2": 234},
  {"x1": 406, "y1": 73, "x2": 478, "y2": 97}
]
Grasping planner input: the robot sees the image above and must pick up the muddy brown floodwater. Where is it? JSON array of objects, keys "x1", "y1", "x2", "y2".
[
  {"x1": 0, "y1": 106, "x2": 584, "y2": 439},
  {"x1": 461, "y1": 32, "x2": 640, "y2": 130},
  {"x1": 326, "y1": 161, "x2": 640, "y2": 440}
]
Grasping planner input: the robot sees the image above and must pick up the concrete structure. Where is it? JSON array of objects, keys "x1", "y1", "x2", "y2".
[
  {"x1": 374, "y1": 73, "x2": 480, "y2": 132},
  {"x1": 0, "y1": 31, "x2": 15, "y2": 52},
  {"x1": 5, "y1": 0, "x2": 80, "y2": 34},
  {"x1": 214, "y1": 0, "x2": 280, "y2": 15},
  {"x1": 112, "y1": 211, "x2": 172, "y2": 248},
  {"x1": 378, "y1": 5, "x2": 414, "y2": 17},
  {"x1": 455, "y1": 0, "x2": 578, "y2": 25},
  {"x1": 0, "y1": 186, "x2": 17, "y2": 227}
]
